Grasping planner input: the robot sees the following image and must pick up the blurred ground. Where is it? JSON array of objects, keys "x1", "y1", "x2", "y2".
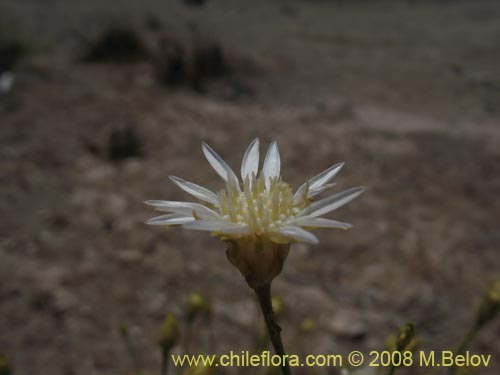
[{"x1": 1, "y1": 0, "x2": 500, "y2": 374}]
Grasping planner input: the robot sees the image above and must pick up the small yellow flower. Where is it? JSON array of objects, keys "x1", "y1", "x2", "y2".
[{"x1": 145, "y1": 139, "x2": 364, "y2": 287}]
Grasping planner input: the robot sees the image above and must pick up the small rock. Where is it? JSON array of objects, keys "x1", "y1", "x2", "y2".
[
  {"x1": 53, "y1": 288, "x2": 80, "y2": 312},
  {"x1": 115, "y1": 249, "x2": 142, "y2": 265},
  {"x1": 0, "y1": 71, "x2": 15, "y2": 94},
  {"x1": 104, "y1": 194, "x2": 127, "y2": 216},
  {"x1": 329, "y1": 311, "x2": 367, "y2": 340},
  {"x1": 216, "y1": 299, "x2": 256, "y2": 327}
]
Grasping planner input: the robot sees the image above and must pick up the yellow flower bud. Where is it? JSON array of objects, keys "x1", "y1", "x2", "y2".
[
  {"x1": 271, "y1": 296, "x2": 283, "y2": 319},
  {"x1": 476, "y1": 280, "x2": 500, "y2": 327},
  {"x1": 158, "y1": 313, "x2": 179, "y2": 351},
  {"x1": 0, "y1": 354, "x2": 12, "y2": 375},
  {"x1": 186, "y1": 292, "x2": 212, "y2": 322},
  {"x1": 300, "y1": 318, "x2": 317, "y2": 334},
  {"x1": 226, "y1": 236, "x2": 290, "y2": 289},
  {"x1": 385, "y1": 322, "x2": 416, "y2": 353},
  {"x1": 118, "y1": 321, "x2": 129, "y2": 338},
  {"x1": 396, "y1": 322, "x2": 415, "y2": 352}
]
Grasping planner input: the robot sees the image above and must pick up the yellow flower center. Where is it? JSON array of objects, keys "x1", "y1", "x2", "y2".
[{"x1": 218, "y1": 175, "x2": 302, "y2": 234}]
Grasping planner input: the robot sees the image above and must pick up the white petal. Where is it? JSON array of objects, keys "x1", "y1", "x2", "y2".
[
  {"x1": 183, "y1": 220, "x2": 249, "y2": 233},
  {"x1": 294, "y1": 162, "x2": 344, "y2": 201},
  {"x1": 277, "y1": 225, "x2": 319, "y2": 244},
  {"x1": 145, "y1": 214, "x2": 195, "y2": 225},
  {"x1": 240, "y1": 138, "x2": 260, "y2": 181},
  {"x1": 290, "y1": 216, "x2": 352, "y2": 230},
  {"x1": 202, "y1": 142, "x2": 239, "y2": 186},
  {"x1": 307, "y1": 183, "x2": 336, "y2": 199},
  {"x1": 309, "y1": 162, "x2": 344, "y2": 190},
  {"x1": 298, "y1": 186, "x2": 365, "y2": 218},
  {"x1": 169, "y1": 176, "x2": 219, "y2": 206},
  {"x1": 262, "y1": 141, "x2": 281, "y2": 187},
  {"x1": 144, "y1": 200, "x2": 220, "y2": 219}
]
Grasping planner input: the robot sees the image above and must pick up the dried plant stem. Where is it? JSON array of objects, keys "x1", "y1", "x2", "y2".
[{"x1": 254, "y1": 283, "x2": 292, "y2": 375}]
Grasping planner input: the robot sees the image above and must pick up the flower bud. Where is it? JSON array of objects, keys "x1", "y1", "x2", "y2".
[
  {"x1": 385, "y1": 322, "x2": 416, "y2": 352},
  {"x1": 158, "y1": 313, "x2": 179, "y2": 351},
  {"x1": 118, "y1": 321, "x2": 129, "y2": 339},
  {"x1": 476, "y1": 280, "x2": 500, "y2": 327},
  {"x1": 0, "y1": 354, "x2": 11, "y2": 375},
  {"x1": 396, "y1": 322, "x2": 415, "y2": 352},
  {"x1": 271, "y1": 296, "x2": 283, "y2": 319},
  {"x1": 226, "y1": 236, "x2": 290, "y2": 289},
  {"x1": 300, "y1": 318, "x2": 317, "y2": 334},
  {"x1": 186, "y1": 292, "x2": 211, "y2": 323}
]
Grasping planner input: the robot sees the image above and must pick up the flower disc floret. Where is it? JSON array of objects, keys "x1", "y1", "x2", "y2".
[{"x1": 219, "y1": 174, "x2": 298, "y2": 235}]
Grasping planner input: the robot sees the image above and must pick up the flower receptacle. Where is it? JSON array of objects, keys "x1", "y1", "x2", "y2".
[{"x1": 226, "y1": 236, "x2": 290, "y2": 289}]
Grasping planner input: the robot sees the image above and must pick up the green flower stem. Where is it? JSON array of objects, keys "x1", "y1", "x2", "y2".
[
  {"x1": 254, "y1": 283, "x2": 292, "y2": 375},
  {"x1": 455, "y1": 325, "x2": 478, "y2": 357},
  {"x1": 185, "y1": 323, "x2": 192, "y2": 356},
  {"x1": 448, "y1": 326, "x2": 479, "y2": 375},
  {"x1": 208, "y1": 318, "x2": 218, "y2": 352},
  {"x1": 118, "y1": 323, "x2": 141, "y2": 372},
  {"x1": 161, "y1": 347, "x2": 169, "y2": 375}
]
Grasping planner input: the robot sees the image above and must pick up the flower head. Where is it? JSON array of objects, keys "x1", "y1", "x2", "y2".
[
  {"x1": 145, "y1": 139, "x2": 364, "y2": 288},
  {"x1": 145, "y1": 138, "x2": 364, "y2": 245}
]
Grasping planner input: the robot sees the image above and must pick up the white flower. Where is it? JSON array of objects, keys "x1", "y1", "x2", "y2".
[{"x1": 145, "y1": 138, "x2": 364, "y2": 245}]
